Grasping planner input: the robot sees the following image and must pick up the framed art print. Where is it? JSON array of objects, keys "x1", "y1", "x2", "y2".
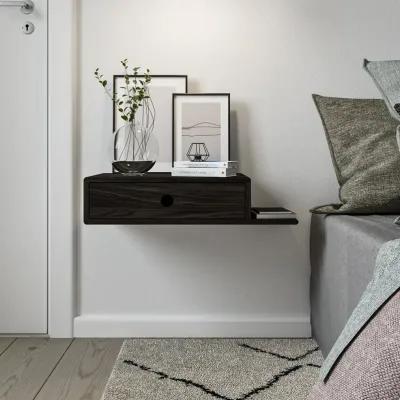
[
  {"x1": 173, "y1": 94, "x2": 230, "y2": 165},
  {"x1": 113, "y1": 75, "x2": 188, "y2": 171}
]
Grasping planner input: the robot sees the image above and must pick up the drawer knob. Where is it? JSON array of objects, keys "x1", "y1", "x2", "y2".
[{"x1": 160, "y1": 194, "x2": 174, "y2": 207}]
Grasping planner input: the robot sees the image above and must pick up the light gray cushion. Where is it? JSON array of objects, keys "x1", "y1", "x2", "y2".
[
  {"x1": 364, "y1": 59, "x2": 400, "y2": 122},
  {"x1": 312, "y1": 95, "x2": 400, "y2": 214},
  {"x1": 365, "y1": 59, "x2": 400, "y2": 154}
]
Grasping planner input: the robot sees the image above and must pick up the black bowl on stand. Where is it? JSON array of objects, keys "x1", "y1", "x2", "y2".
[{"x1": 112, "y1": 161, "x2": 156, "y2": 175}]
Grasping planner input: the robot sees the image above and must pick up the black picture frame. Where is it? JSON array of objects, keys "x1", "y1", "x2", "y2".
[{"x1": 172, "y1": 93, "x2": 231, "y2": 166}]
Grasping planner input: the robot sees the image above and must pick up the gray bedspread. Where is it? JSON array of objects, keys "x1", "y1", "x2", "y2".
[{"x1": 310, "y1": 214, "x2": 400, "y2": 356}]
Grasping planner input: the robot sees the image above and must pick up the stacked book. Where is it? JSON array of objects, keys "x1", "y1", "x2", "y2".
[
  {"x1": 251, "y1": 207, "x2": 297, "y2": 220},
  {"x1": 171, "y1": 161, "x2": 238, "y2": 177}
]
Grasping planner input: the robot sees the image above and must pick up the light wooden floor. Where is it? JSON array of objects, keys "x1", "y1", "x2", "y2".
[{"x1": 0, "y1": 338, "x2": 122, "y2": 400}]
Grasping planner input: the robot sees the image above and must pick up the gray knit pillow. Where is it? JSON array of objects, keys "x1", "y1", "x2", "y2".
[
  {"x1": 312, "y1": 95, "x2": 400, "y2": 214},
  {"x1": 365, "y1": 59, "x2": 400, "y2": 154}
]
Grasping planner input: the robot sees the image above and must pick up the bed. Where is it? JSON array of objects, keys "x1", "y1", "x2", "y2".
[{"x1": 310, "y1": 214, "x2": 400, "y2": 356}]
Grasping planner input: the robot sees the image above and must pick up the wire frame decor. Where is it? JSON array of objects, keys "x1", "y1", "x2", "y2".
[{"x1": 186, "y1": 143, "x2": 210, "y2": 162}]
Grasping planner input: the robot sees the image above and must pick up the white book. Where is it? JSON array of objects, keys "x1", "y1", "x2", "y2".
[
  {"x1": 174, "y1": 161, "x2": 238, "y2": 169},
  {"x1": 257, "y1": 211, "x2": 294, "y2": 215},
  {"x1": 254, "y1": 214, "x2": 297, "y2": 220},
  {"x1": 171, "y1": 167, "x2": 237, "y2": 177}
]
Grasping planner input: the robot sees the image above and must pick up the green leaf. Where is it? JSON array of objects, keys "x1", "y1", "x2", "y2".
[
  {"x1": 121, "y1": 115, "x2": 128, "y2": 121},
  {"x1": 102, "y1": 80, "x2": 107, "y2": 87}
]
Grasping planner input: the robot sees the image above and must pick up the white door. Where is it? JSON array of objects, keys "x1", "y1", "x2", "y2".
[{"x1": 0, "y1": 0, "x2": 47, "y2": 333}]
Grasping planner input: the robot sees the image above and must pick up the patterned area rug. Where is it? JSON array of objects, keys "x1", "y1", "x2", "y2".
[{"x1": 102, "y1": 339, "x2": 322, "y2": 400}]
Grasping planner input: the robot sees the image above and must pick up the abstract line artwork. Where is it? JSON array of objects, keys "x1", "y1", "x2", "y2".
[{"x1": 181, "y1": 103, "x2": 221, "y2": 161}]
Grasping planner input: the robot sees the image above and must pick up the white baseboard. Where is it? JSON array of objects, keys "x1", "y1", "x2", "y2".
[{"x1": 74, "y1": 314, "x2": 311, "y2": 338}]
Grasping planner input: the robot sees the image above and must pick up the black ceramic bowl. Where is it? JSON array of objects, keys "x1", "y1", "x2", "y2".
[{"x1": 113, "y1": 161, "x2": 156, "y2": 174}]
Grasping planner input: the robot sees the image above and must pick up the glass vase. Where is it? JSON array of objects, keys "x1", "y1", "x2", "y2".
[{"x1": 113, "y1": 105, "x2": 158, "y2": 175}]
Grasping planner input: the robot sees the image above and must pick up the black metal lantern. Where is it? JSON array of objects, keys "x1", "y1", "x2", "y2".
[{"x1": 186, "y1": 142, "x2": 210, "y2": 162}]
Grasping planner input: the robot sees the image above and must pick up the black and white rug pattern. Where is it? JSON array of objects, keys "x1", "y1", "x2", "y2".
[{"x1": 102, "y1": 339, "x2": 322, "y2": 400}]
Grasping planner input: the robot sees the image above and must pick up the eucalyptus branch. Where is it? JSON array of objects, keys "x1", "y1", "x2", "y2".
[{"x1": 94, "y1": 59, "x2": 152, "y2": 123}]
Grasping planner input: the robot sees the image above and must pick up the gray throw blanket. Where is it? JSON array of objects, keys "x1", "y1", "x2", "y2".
[{"x1": 320, "y1": 239, "x2": 400, "y2": 381}]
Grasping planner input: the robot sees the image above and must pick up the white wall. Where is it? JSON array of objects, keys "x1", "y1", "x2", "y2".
[{"x1": 75, "y1": 0, "x2": 400, "y2": 337}]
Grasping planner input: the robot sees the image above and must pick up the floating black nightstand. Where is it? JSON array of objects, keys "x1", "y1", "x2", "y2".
[{"x1": 84, "y1": 173, "x2": 298, "y2": 225}]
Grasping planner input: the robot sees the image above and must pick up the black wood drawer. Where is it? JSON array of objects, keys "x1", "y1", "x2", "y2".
[{"x1": 84, "y1": 173, "x2": 251, "y2": 224}]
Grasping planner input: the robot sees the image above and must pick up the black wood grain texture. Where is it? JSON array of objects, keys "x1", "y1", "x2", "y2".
[
  {"x1": 83, "y1": 173, "x2": 298, "y2": 225},
  {"x1": 88, "y1": 182, "x2": 248, "y2": 220}
]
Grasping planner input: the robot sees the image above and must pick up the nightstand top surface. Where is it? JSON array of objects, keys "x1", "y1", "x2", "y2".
[{"x1": 85, "y1": 172, "x2": 251, "y2": 183}]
